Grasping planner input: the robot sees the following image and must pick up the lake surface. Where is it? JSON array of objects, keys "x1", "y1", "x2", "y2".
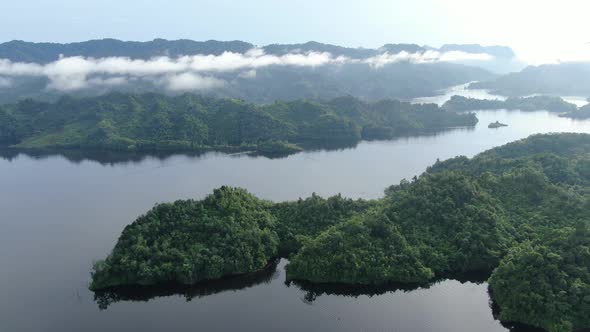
[
  {"x1": 411, "y1": 83, "x2": 507, "y2": 105},
  {"x1": 2, "y1": 109, "x2": 590, "y2": 331},
  {"x1": 411, "y1": 82, "x2": 589, "y2": 108}
]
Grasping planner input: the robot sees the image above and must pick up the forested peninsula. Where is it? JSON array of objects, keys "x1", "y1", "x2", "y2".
[
  {"x1": 560, "y1": 104, "x2": 590, "y2": 120},
  {"x1": 92, "y1": 133, "x2": 590, "y2": 332},
  {"x1": 0, "y1": 93, "x2": 477, "y2": 156},
  {"x1": 442, "y1": 95, "x2": 578, "y2": 113}
]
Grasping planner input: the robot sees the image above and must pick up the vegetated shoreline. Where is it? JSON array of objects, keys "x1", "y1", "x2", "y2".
[
  {"x1": 91, "y1": 133, "x2": 590, "y2": 332},
  {"x1": 442, "y1": 95, "x2": 579, "y2": 113},
  {"x1": 0, "y1": 93, "x2": 478, "y2": 157},
  {"x1": 92, "y1": 258, "x2": 281, "y2": 310},
  {"x1": 0, "y1": 126, "x2": 474, "y2": 160}
]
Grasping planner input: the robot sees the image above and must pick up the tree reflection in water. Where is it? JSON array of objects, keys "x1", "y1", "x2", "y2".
[{"x1": 92, "y1": 259, "x2": 280, "y2": 310}]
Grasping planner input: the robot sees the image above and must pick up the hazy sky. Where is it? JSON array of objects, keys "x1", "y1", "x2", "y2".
[{"x1": 2, "y1": 0, "x2": 589, "y2": 64}]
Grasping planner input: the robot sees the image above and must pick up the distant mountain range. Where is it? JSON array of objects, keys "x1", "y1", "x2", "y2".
[
  {"x1": 0, "y1": 39, "x2": 511, "y2": 104},
  {"x1": 470, "y1": 62, "x2": 590, "y2": 97},
  {"x1": 0, "y1": 39, "x2": 516, "y2": 63}
]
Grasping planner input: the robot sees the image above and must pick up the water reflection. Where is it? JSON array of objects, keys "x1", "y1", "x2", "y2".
[
  {"x1": 92, "y1": 255, "x2": 496, "y2": 318},
  {"x1": 289, "y1": 279, "x2": 430, "y2": 304},
  {"x1": 93, "y1": 259, "x2": 281, "y2": 310},
  {"x1": 489, "y1": 292, "x2": 547, "y2": 332},
  {"x1": 0, "y1": 127, "x2": 471, "y2": 165},
  {"x1": 0, "y1": 147, "x2": 211, "y2": 165},
  {"x1": 3, "y1": 109, "x2": 590, "y2": 331},
  {"x1": 290, "y1": 269, "x2": 492, "y2": 304}
]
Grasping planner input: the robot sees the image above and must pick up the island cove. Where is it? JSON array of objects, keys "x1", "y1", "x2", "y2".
[
  {"x1": 0, "y1": 93, "x2": 477, "y2": 157},
  {"x1": 91, "y1": 133, "x2": 590, "y2": 332}
]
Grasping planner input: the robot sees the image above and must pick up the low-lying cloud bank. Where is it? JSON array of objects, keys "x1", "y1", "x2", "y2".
[{"x1": 0, "y1": 49, "x2": 493, "y2": 91}]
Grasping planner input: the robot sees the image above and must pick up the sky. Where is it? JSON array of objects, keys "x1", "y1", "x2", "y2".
[{"x1": 2, "y1": 0, "x2": 590, "y2": 64}]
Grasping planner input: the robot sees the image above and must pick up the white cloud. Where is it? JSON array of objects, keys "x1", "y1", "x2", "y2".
[
  {"x1": 165, "y1": 73, "x2": 225, "y2": 91},
  {"x1": 363, "y1": 50, "x2": 494, "y2": 68},
  {"x1": 0, "y1": 59, "x2": 44, "y2": 76},
  {"x1": 0, "y1": 49, "x2": 495, "y2": 91},
  {"x1": 87, "y1": 76, "x2": 128, "y2": 87},
  {"x1": 438, "y1": 51, "x2": 494, "y2": 62}
]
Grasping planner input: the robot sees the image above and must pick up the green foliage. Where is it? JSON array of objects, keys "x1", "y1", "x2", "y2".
[
  {"x1": 0, "y1": 93, "x2": 477, "y2": 153},
  {"x1": 285, "y1": 133, "x2": 590, "y2": 331},
  {"x1": 0, "y1": 107, "x2": 22, "y2": 143},
  {"x1": 91, "y1": 133, "x2": 590, "y2": 331},
  {"x1": 382, "y1": 172, "x2": 512, "y2": 273},
  {"x1": 90, "y1": 186, "x2": 279, "y2": 289},
  {"x1": 489, "y1": 226, "x2": 590, "y2": 332},
  {"x1": 286, "y1": 211, "x2": 434, "y2": 284},
  {"x1": 271, "y1": 194, "x2": 375, "y2": 256}
]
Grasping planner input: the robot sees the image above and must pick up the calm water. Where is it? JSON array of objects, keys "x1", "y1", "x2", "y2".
[
  {"x1": 2, "y1": 109, "x2": 590, "y2": 331},
  {"x1": 562, "y1": 96, "x2": 589, "y2": 107},
  {"x1": 411, "y1": 83, "x2": 507, "y2": 105},
  {"x1": 411, "y1": 82, "x2": 589, "y2": 108}
]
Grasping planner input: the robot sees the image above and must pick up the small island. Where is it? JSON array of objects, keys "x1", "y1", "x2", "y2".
[
  {"x1": 0, "y1": 93, "x2": 477, "y2": 156},
  {"x1": 92, "y1": 133, "x2": 590, "y2": 332},
  {"x1": 488, "y1": 121, "x2": 508, "y2": 128}
]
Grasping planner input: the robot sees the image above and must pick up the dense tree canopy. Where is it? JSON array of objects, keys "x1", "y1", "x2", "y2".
[
  {"x1": 271, "y1": 194, "x2": 374, "y2": 256},
  {"x1": 0, "y1": 93, "x2": 477, "y2": 155},
  {"x1": 489, "y1": 226, "x2": 590, "y2": 332},
  {"x1": 286, "y1": 211, "x2": 434, "y2": 284},
  {"x1": 92, "y1": 133, "x2": 590, "y2": 331},
  {"x1": 90, "y1": 187, "x2": 279, "y2": 290},
  {"x1": 285, "y1": 133, "x2": 590, "y2": 331}
]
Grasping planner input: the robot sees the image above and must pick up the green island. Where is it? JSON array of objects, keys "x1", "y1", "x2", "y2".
[
  {"x1": 0, "y1": 93, "x2": 476, "y2": 156},
  {"x1": 442, "y1": 95, "x2": 578, "y2": 113},
  {"x1": 91, "y1": 133, "x2": 590, "y2": 332},
  {"x1": 488, "y1": 121, "x2": 508, "y2": 128}
]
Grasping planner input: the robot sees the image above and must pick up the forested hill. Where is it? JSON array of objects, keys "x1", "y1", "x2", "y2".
[
  {"x1": 469, "y1": 62, "x2": 590, "y2": 97},
  {"x1": 92, "y1": 133, "x2": 590, "y2": 331},
  {"x1": 0, "y1": 93, "x2": 477, "y2": 155},
  {"x1": 442, "y1": 95, "x2": 578, "y2": 113}
]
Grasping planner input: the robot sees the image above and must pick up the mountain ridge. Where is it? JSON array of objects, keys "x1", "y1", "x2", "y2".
[{"x1": 0, "y1": 38, "x2": 516, "y2": 63}]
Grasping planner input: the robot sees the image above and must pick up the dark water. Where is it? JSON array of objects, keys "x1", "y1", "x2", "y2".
[{"x1": 1, "y1": 110, "x2": 589, "y2": 331}]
